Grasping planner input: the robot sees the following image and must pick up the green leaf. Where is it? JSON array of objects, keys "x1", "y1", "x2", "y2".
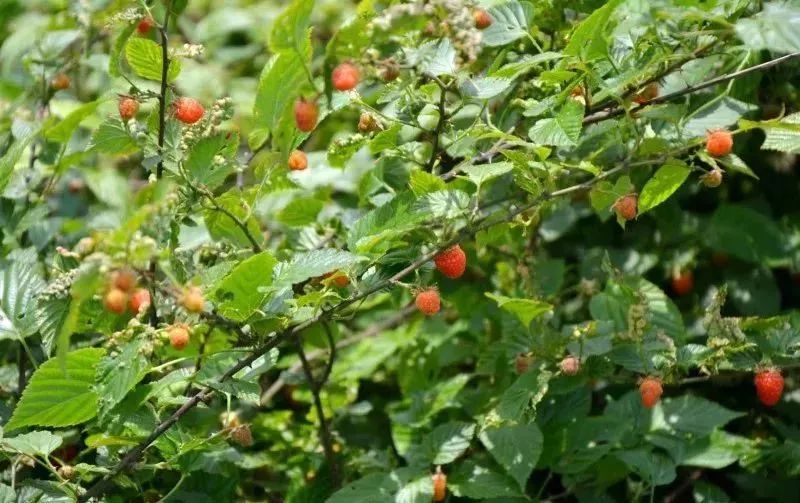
[
  {"x1": 268, "y1": 0, "x2": 314, "y2": 53},
  {"x1": 0, "y1": 250, "x2": 46, "y2": 341},
  {"x1": 253, "y1": 50, "x2": 310, "y2": 145},
  {"x1": 1, "y1": 431, "x2": 62, "y2": 457},
  {"x1": 328, "y1": 468, "x2": 425, "y2": 503},
  {"x1": 616, "y1": 449, "x2": 676, "y2": 485},
  {"x1": 683, "y1": 431, "x2": 755, "y2": 469},
  {"x1": 410, "y1": 39, "x2": 456, "y2": 77},
  {"x1": 95, "y1": 339, "x2": 150, "y2": 421},
  {"x1": 409, "y1": 170, "x2": 446, "y2": 196},
  {"x1": 482, "y1": 1, "x2": 534, "y2": 47},
  {"x1": 88, "y1": 118, "x2": 139, "y2": 155},
  {"x1": 735, "y1": 4, "x2": 800, "y2": 53},
  {"x1": 479, "y1": 423, "x2": 542, "y2": 490},
  {"x1": 44, "y1": 100, "x2": 102, "y2": 143},
  {"x1": 564, "y1": 0, "x2": 622, "y2": 60},
  {"x1": 0, "y1": 127, "x2": 38, "y2": 194},
  {"x1": 203, "y1": 191, "x2": 263, "y2": 249},
  {"x1": 420, "y1": 422, "x2": 475, "y2": 465},
  {"x1": 485, "y1": 293, "x2": 552, "y2": 328},
  {"x1": 347, "y1": 193, "x2": 428, "y2": 255},
  {"x1": 212, "y1": 252, "x2": 277, "y2": 322},
  {"x1": 109, "y1": 23, "x2": 136, "y2": 77},
  {"x1": 274, "y1": 249, "x2": 361, "y2": 286},
  {"x1": 449, "y1": 461, "x2": 523, "y2": 499},
  {"x1": 638, "y1": 159, "x2": 690, "y2": 214},
  {"x1": 461, "y1": 162, "x2": 514, "y2": 187},
  {"x1": 0, "y1": 483, "x2": 14, "y2": 503},
  {"x1": 758, "y1": 112, "x2": 800, "y2": 153},
  {"x1": 658, "y1": 395, "x2": 744, "y2": 436},
  {"x1": 706, "y1": 205, "x2": 786, "y2": 263},
  {"x1": 494, "y1": 369, "x2": 551, "y2": 421},
  {"x1": 124, "y1": 38, "x2": 181, "y2": 82},
  {"x1": 276, "y1": 197, "x2": 324, "y2": 227},
  {"x1": 683, "y1": 97, "x2": 757, "y2": 137},
  {"x1": 717, "y1": 153, "x2": 758, "y2": 179},
  {"x1": 459, "y1": 76, "x2": 513, "y2": 99},
  {"x1": 185, "y1": 133, "x2": 237, "y2": 190},
  {"x1": 5, "y1": 348, "x2": 105, "y2": 431},
  {"x1": 528, "y1": 100, "x2": 584, "y2": 147}
]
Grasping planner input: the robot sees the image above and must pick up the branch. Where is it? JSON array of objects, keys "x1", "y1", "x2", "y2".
[
  {"x1": 426, "y1": 77, "x2": 449, "y2": 173},
  {"x1": 155, "y1": 10, "x2": 171, "y2": 179},
  {"x1": 583, "y1": 51, "x2": 800, "y2": 125},
  {"x1": 199, "y1": 190, "x2": 262, "y2": 253}
]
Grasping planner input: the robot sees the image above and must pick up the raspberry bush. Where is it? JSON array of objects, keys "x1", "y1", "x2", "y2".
[{"x1": 2, "y1": 1, "x2": 800, "y2": 502}]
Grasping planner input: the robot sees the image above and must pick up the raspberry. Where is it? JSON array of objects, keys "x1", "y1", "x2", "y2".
[
  {"x1": 671, "y1": 271, "x2": 694, "y2": 296},
  {"x1": 633, "y1": 82, "x2": 658, "y2": 105},
  {"x1": 168, "y1": 324, "x2": 190, "y2": 350},
  {"x1": 111, "y1": 270, "x2": 137, "y2": 292},
  {"x1": 332, "y1": 62, "x2": 360, "y2": 91},
  {"x1": 560, "y1": 355, "x2": 580, "y2": 376},
  {"x1": 173, "y1": 97, "x2": 205, "y2": 124},
  {"x1": 129, "y1": 288, "x2": 151, "y2": 314},
  {"x1": 702, "y1": 168, "x2": 723, "y2": 188},
  {"x1": 434, "y1": 244, "x2": 466, "y2": 279},
  {"x1": 639, "y1": 376, "x2": 663, "y2": 409},
  {"x1": 288, "y1": 150, "x2": 308, "y2": 171},
  {"x1": 294, "y1": 98, "x2": 318, "y2": 132},
  {"x1": 432, "y1": 466, "x2": 447, "y2": 502},
  {"x1": 104, "y1": 288, "x2": 128, "y2": 314},
  {"x1": 358, "y1": 112, "x2": 380, "y2": 133},
  {"x1": 473, "y1": 9, "x2": 492, "y2": 29},
  {"x1": 613, "y1": 194, "x2": 638, "y2": 221},
  {"x1": 754, "y1": 369, "x2": 784, "y2": 407},
  {"x1": 515, "y1": 353, "x2": 532, "y2": 374},
  {"x1": 118, "y1": 96, "x2": 139, "y2": 122},
  {"x1": 137, "y1": 17, "x2": 154, "y2": 34},
  {"x1": 415, "y1": 288, "x2": 441, "y2": 316},
  {"x1": 324, "y1": 271, "x2": 349, "y2": 288},
  {"x1": 181, "y1": 286, "x2": 205, "y2": 313},
  {"x1": 220, "y1": 411, "x2": 241, "y2": 429},
  {"x1": 57, "y1": 465, "x2": 76, "y2": 480},
  {"x1": 230, "y1": 424, "x2": 254, "y2": 447},
  {"x1": 51, "y1": 73, "x2": 70, "y2": 91},
  {"x1": 67, "y1": 178, "x2": 85, "y2": 193},
  {"x1": 379, "y1": 59, "x2": 400, "y2": 82},
  {"x1": 706, "y1": 130, "x2": 733, "y2": 157}
]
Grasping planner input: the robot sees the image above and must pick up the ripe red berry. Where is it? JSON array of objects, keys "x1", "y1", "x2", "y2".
[
  {"x1": 706, "y1": 130, "x2": 733, "y2": 157},
  {"x1": 639, "y1": 377, "x2": 663, "y2": 409},
  {"x1": 671, "y1": 271, "x2": 694, "y2": 296},
  {"x1": 332, "y1": 62, "x2": 360, "y2": 91},
  {"x1": 473, "y1": 9, "x2": 492, "y2": 29},
  {"x1": 702, "y1": 169, "x2": 723, "y2": 188},
  {"x1": 613, "y1": 194, "x2": 638, "y2": 221},
  {"x1": 434, "y1": 244, "x2": 467, "y2": 279},
  {"x1": 180, "y1": 286, "x2": 205, "y2": 313},
  {"x1": 51, "y1": 73, "x2": 70, "y2": 91},
  {"x1": 432, "y1": 466, "x2": 447, "y2": 502},
  {"x1": 104, "y1": 288, "x2": 128, "y2": 315},
  {"x1": 515, "y1": 353, "x2": 532, "y2": 374},
  {"x1": 137, "y1": 17, "x2": 154, "y2": 35},
  {"x1": 129, "y1": 288, "x2": 151, "y2": 314},
  {"x1": 754, "y1": 369, "x2": 784, "y2": 407},
  {"x1": 415, "y1": 288, "x2": 441, "y2": 316},
  {"x1": 118, "y1": 96, "x2": 139, "y2": 122},
  {"x1": 294, "y1": 98, "x2": 318, "y2": 132},
  {"x1": 173, "y1": 97, "x2": 205, "y2": 124},
  {"x1": 168, "y1": 324, "x2": 190, "y2": 350},
  {"x1": 111, "y1": 269, "x2": 137, "y2": 292},
  {"x1": 560, "y1": 355, "x2": 580, "y2": 376},
  {"x1": 633, "y1": 82, "x2": 659, "y2": 105},
  {"x1": 330, "y1": 272, "x2": 349, "y2": 287},
  {"x1": 288, "y1": 150, "x2": 308, "y2": 171}
]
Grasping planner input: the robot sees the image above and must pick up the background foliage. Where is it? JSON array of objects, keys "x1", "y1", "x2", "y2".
[{"x1": 2, "y1": 0, "x2": 800, "y2": 501}]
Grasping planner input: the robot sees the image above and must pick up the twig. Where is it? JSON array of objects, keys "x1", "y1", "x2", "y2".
[
  {"x1": 155, "y1": 10, "x2": 171, "y2": 179},
  {"x1": 663, "y1": 469, "x2": 702, "y2": 503},
  {"x1": 198, "y1": 190, "x2": 262, "y2": 253},
  {"x1": 426, "y1": 77, "x2": 449, "y2": 173},
  {"x1": 583, "y1": 51, "x2": 800, "y2": 125}
]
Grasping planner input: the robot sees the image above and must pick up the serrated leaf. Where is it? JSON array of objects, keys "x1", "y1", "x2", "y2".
[
  {"x1": 564, "y1": 0, "x2": 622, "y2": 60},
  {"x1": 494, "y1": 369, "x2": 551, "y2": 421},
  {"x1": 409, "y1": 39, "x2": 456, "y2": 77},
  {"x1": 683, "y1": 97, "x2": 757, "y2": 137},
  {"x1": 95, "y1": 339, "x2": 150, "y2": 421},
  {"x1": 124, "y1": 38, "x2": 181, "y2": 82},
  {"x1": 268, "y1": 0, "x2": 313, "y2": 53},
  {"x1": 88, "y1": 118, "x2": 139, "y2": 155},
  {"x1": 44, "y1": 100, "x2": 101, "y2": 143},
  {"x1": 5, "y1": 348, "x2": 104, "y2": 431},
  {"x1": 485, "y1": 293, "x2": 551, "y2": 328},
  {"x1": 420, "y1": 422, "x2": 475, "y2": 465},
  {"x1": 203, "y1": 191, "x2": 263, "y2": 249},
  {"x1": 462, "y1": 161, "x2": 513, "y2": 186},
  {"x1": 706, "y1": 204, "x2": 786, "y2": 263},
  {"x1": 735, "y1": 3, "x2": 800, "y2": 53},
  {"x1": 0, "y1": 250, "x2": 45, "y2": 342},
  {"x1": 482, "y1": 1, "x2": 534, "y2": 47},
  {"x1": 109, "y1": 23, "x2": 136, "y2": 77},
  {"x1": 414, "y1": 189, "x2": 471, "y2": 219},
  {"x1": 212, "y1": 252, "x2": 277, "y2": 321},
  {"x1": 409, "y1": 170, "x2": 446, "y2": 196},
  {"x1": 274, "y1": 249, "x2": 361, "y2": 286},
  {"x1": 253, "y1": 49, "x2": 310, "y2": 147},
  {"x1": 1, "y1": 431, "x2": 62, "y2": 457},
  {"x1": 616, "y1": 449, "x2": 676, "y2": 485},
  {"x1": 759, "y1": 112, "x2": 800, "y2": 153},
  {"x1": 718, "y1": 153, "x2": 758, "y2": 179},
  {"x1": 459, "y1": 76, "x2": 513, "y2": 99},
  {"x1": 277, "y1": 197, "x2": 324, "y2": 227},
  {"x1": 449, "y1": 461, "x2": 523, "y2": 499},
  {"x1": 0, "y1": 126, "x2": 38, "y2": 194},
  {"x1": 185, "y1": 133, "x2": 237, "y2": 190},
  {"x1": 638, "y1": 159, "x2": 690, "y2": 214},
  {"x1": 659, "y1": 395, "x2": 744, "y2": 436},
  {"x1": 479, "y1": 423, "x2": 542, "y2": 490},
  {"x1": 528, "y1": 100, "x2": 584, "y2": 147}
]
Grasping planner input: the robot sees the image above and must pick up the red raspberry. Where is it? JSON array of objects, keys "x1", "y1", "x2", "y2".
[
  {"x1": 639, "y1": 377, "x2": 663, "y2": 409},
  {"x1": 118, "y1": 96, "x2": 139, "y2": 122},
  {"x1": 129, "y1": 288, "x2": 151, "y2": 314},
  {"x1": 323, "y1": 271, "x2": 349, "y2": 287},
  {"x1": 104, "y1": 288, "x2": 128, "y2": 315},
  {"x1": 288, "y1": 150, "x2": 308, "y2": 171},
  {"x1": 137, "y1": 17, "x2": 154, "y2": 35},
  {"x1": 173, "y1": 97, "x2": 205, "y2": 124},
  {"x1": 671, "y1": 271, "x2": 694, "y2": 296},
  {"x1": 473, "y1": 9, "x2": 492, "y2": 29},
  {"x1": 294, "y1": 98, "x2": 318, "y2": 132},
  {"x1": 702, "y1": 169, "x2": 723, "y2": 188},
  {"x1": 754, "y1": 369, "x2": 784, "y2": 407},
  {"x1": 415, "y1": 288, "x2": 441, "y2": 316},
  {"x1": 560, "y1": 355, "x2": 580, "y2": 376},
  {"x1": 180, "y1": 286, "x2": 204, "y2": 313},
  {"x1": 331, "y1": 62, "x2": 360, "y2": 91},
  {"x1": 706, "y1": 129, "x2": 733, "y2": 157},
  {"x1": 111, "y1": 269, "x2": 137, "y2": 292},
  {"x1": 633, "y1": 82, "x2": 659, "y2": 105},
  {"x1": 168, "y1": 324, "x2": 190, "y2": 350},
  {"x1": 51, "y1": 73, "x2": 70, "y2": 91},
  {"x1": 613, "y1": 194, "x2": 638, "y2": 221},
  {"x1": 515, "y1": 353, "x2": 532, "y2": 375},
  {"x1": 432, "y1": 466, "x2": 447, "y2": 502},
  {"x1": 434, "y1": 244, "x2": 466, "y2": 279}
]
